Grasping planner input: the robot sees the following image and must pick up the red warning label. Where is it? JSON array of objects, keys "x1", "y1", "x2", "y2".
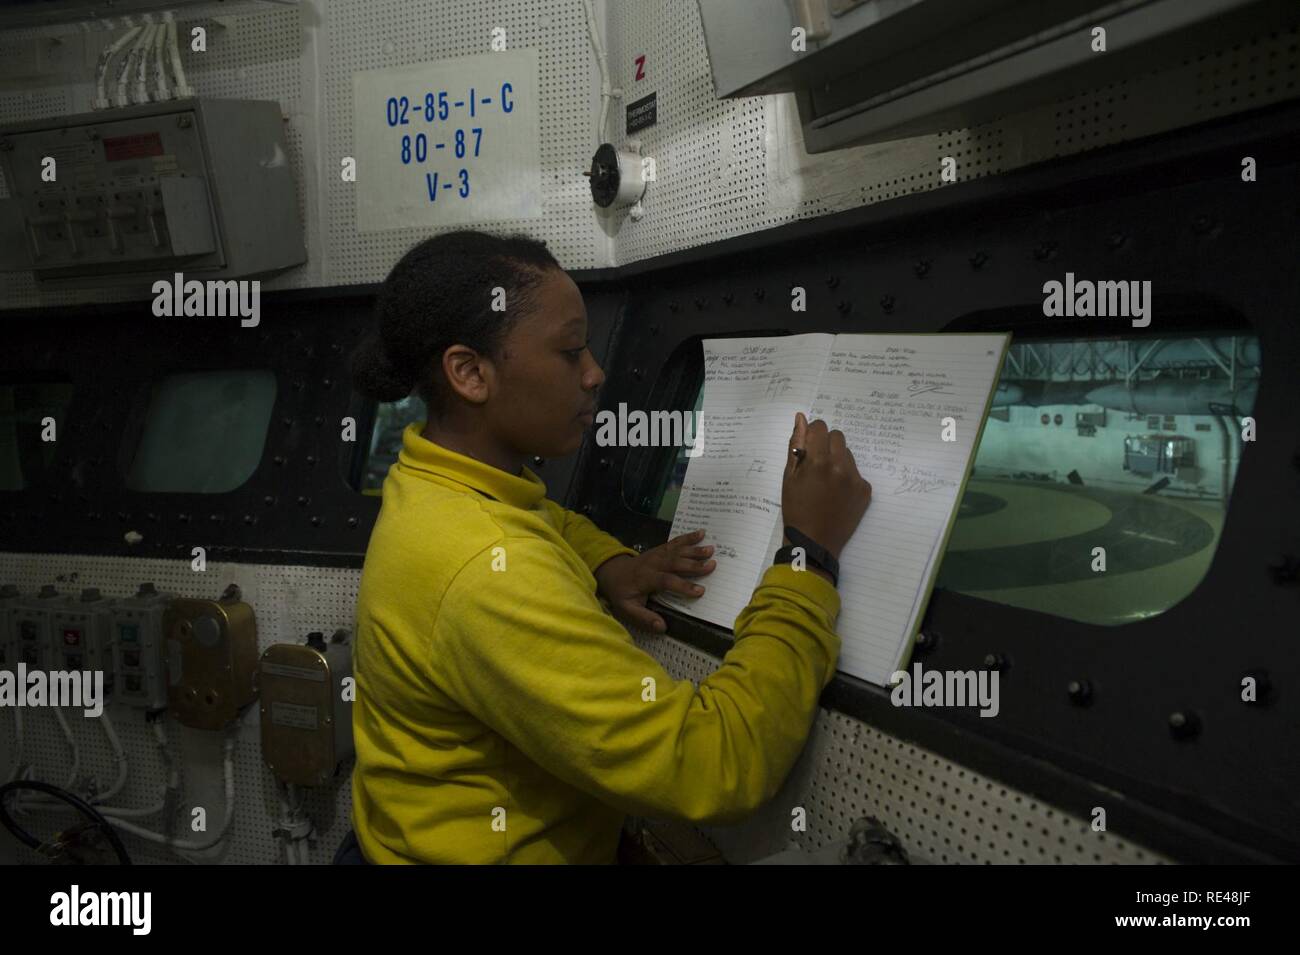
[{"x1": 103, "y1": 131, "x2": 164, "y2": 162}]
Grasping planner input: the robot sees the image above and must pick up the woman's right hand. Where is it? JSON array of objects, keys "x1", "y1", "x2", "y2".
[{"x1": 780, "y1": 412, "x2": 872, "y2": 561}]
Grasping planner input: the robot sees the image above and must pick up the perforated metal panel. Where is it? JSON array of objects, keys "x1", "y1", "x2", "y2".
[
  {"x1": 1, "y1": 2, "x2": 1296, "y2": 304},
  {"x1": 0, "y1": 553, "x2": 359, "y2": 865},
  {"x1": 606, "y1": 2, "x2": 1299, "y2": 264},
  {"x1": 318, "y1": 0, "x2": 608, "y2": 283},
  {"x1": 632, "y1": 631, "x2": 1172, "y2": 865}
]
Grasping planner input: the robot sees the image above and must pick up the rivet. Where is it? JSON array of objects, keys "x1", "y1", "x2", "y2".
[
  {"x1": 1168, "y1": 710, "x2": 1201, "y2": 739},
  {"x1": 913, "y1": 629, "x2": 938, "y2": 654}
]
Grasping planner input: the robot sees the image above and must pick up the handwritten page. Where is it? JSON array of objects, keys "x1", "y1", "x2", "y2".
[
  {"x1": 809, "y1": 334, "x2": 1008, "y2": 683},
  {"x1": 658, "y1": 334, "x2": 832, "y2": 623},
  {"x1": 660, "y1": 332, "x2": 1009, "y2": 687}
]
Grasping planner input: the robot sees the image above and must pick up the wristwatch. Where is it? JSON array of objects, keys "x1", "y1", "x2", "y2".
[{"x1": 773, "y1": 524, "x2": 840, "y2": 587}]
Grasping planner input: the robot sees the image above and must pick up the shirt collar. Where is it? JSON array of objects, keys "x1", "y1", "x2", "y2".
[{"x1": 396, "y1": 422, "x2": 547, "y2": 511}]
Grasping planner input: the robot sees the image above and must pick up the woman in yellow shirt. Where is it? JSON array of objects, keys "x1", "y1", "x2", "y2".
[{"x1": 346, "y1": 229, "x2": 871, "y2": 863}]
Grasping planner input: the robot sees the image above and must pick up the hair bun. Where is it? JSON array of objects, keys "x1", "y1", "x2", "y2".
[{"x1": 350, "y1": 327, "x2": 416, "y2": 402}]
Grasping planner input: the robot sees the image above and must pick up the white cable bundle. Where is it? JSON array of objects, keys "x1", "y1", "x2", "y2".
[
  {"x1": 117, "y1": 24, "x2": 152, "y2": 107},
  {"x1": 583, "y1": 0, "x2": 621, "y2": 145},
  {"x1": 106, "y1": 723, "x2": 240, "y2": 858},
  {"x1": 134, "y1": 22, "x2": 158, "y2": 104},
  {"x1": 94, "y1": 26, "x2": 142, "y2": 110},
  {"x1": 153, "y1": 17, "x2": 171, "y2": 101},
  {"x1": 164, "y1": 13, "x2": 193, "y2": 99},
  {"x1": 99, "y1": 720, "x2": 175, "y2": 819},
  {"x1": 276, "y1": 781, "x2": 312, "y2": 865}
]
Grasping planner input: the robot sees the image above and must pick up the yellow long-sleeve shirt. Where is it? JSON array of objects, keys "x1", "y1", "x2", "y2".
[{"x1": 351, "y1": 422, "x2": 842, "y2": 864}]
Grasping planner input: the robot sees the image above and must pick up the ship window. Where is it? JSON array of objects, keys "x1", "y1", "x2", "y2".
[
  {"x1": 123, "y1": 370, "x2": 276, "y2": 493},
  {"x1": 937, "y1": 333, "x2": 1259, "y2": 624},
  {"x1": 353, "y1": 395, "x2": 428, "y2": 495},
  {"x1": 0, "y1": 376, "x2": 74, "y2": 490}
]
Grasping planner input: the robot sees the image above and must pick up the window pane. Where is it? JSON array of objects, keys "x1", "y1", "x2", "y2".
[
  {"x1": 0, "y1": 379, "x2": 74, "y2": 491},
  {"x1": 124, "y1": 370, "x2": 276, "y2": 493},
  {"x1": 935, "y1": 334, "x2": 1259, "y2": 624},
  {"x1": 654, "y1": 385, "x2": 704, "y2": 522},
  {"x1": 357, "y1": 395, "x2": 427, "y2": 495}
]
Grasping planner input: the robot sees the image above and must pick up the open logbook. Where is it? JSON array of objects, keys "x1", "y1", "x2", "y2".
[{"x1": 657, "y1": 332, "x2": 1011, "y2": 686}]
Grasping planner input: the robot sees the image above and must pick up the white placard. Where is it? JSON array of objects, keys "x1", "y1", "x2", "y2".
[{"x1": 352, "y1": 49, "x2": 542, "y2": 232}]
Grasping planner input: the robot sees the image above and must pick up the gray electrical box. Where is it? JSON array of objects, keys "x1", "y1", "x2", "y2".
[
  {"x1": 109, "y1": 582, "x2": 174, "y2": 711},
  {"x1": 9, "y1": 584, "x2": 63, "y2": 671},
  {"x1": 0, "y1": 97, "x2": 305, "y2": 288},
  {"x1": 49, "y1": 587, "x2": 116, "y2": 693}
]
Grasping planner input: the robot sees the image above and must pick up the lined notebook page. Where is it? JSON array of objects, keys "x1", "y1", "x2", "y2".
[
  {"x1": 809, "y1": 334, "x2": 1008, "y2": 684},
  {"x1": 658, "y1": 334, "x2": 834, "y2": 626}
]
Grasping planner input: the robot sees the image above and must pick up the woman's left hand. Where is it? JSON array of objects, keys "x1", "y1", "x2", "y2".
[{"x1": 593, "y1": 529, "x2": 716, "y2": 633}]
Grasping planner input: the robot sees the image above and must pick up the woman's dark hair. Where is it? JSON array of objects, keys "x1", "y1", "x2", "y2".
[{"x1": 350, "y1": 230, "x2": 561, "y2": 410}]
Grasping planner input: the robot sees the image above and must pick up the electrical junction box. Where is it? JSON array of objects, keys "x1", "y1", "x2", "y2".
[
  {"x1": 109, "y1": 582, "x2": 173, "y2": 710},
  {"x1": 163, "y1": 591, "x2": 259, "y2": 730},
  {"x1": 0, "y1": 584, "x2": 21, "y2": 674},
  {"x1": 259, "y1": 631, "x2": 354, "y2": 787},
  {"x1": 48, "y1": 587, "x2": 115, "y2": 692},
  {"x1": 10, "y1": 584, "x2": 63, "y2": 671},
  {"x1": 0, "y1": 97, "x2": 305, "y2": 289}
]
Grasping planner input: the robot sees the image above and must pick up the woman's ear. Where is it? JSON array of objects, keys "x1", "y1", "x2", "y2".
[{"x1": 441, "y1": 345, "x2": 493, "y2": 405}]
